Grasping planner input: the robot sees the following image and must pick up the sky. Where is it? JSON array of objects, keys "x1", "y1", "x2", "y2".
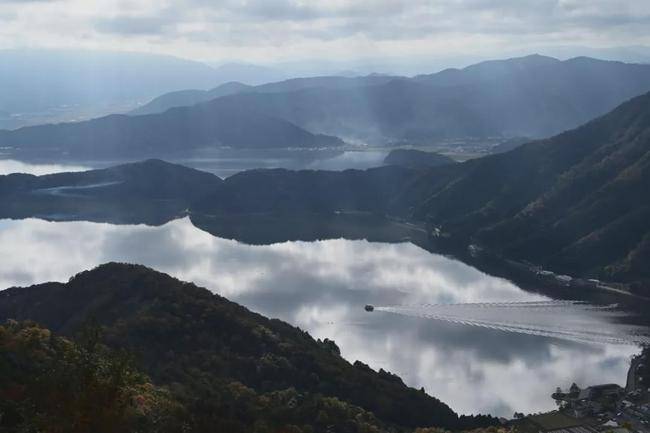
[{"x1": 1, "y1": 0, "x2": 650, "y2": 66}]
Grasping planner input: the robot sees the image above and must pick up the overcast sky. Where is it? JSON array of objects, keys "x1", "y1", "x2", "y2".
[{"x1": 1, "y1": 0, "x2": 650, "y2": 65}]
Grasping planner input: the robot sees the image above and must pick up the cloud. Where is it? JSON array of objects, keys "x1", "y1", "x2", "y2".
[
  {"x1": 94, "y1": 8, "x2": 179, "y2": 35},
  {"x1": 0, "y1": 0, "x2": 650, "y2": 64},
  {"x1": 0, "y1": 11, "x2": 16, "y2": 21},
  {"x1": 0, "y1": 0, "x2": 59, "y2": 3}
]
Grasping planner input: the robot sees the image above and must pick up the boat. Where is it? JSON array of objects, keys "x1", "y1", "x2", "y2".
[{"x1": 364, "y1": 305, "x2": 374, "y2": 312}]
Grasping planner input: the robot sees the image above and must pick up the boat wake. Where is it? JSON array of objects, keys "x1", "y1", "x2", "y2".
[{"x1": 375, "y1": 301, "x2": 650, "y2": 346}]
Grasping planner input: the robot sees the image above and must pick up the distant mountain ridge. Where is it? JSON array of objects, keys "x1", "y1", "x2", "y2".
[
  {"x1": 131, "y1": 74, "x2": 400, "y2": 116},
  {"x1": 4, "y1": 54, "x2": 650, "y2": 161},
  {"x1": 130, "y1": 82, "x2": 252, "y2": 115},
  {"x1": 0, "y1": 102, "x2": 344, "y2": 159},
  {"x1": 123, "y1": 55, "x2": 650, "y2": 144}
]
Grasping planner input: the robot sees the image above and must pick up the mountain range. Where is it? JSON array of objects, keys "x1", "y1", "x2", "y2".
[
  {"x1": 130, "y1": 82, "x2": 253, "y2": 116},
  {"x1": 0, "y1": 51, "x2": 302, "y2": 131},
  {"x1": 131, "y1": 74, "x2": 398, "y2": 116},
  {"x1": 126, "y1": 55, "x2": 650, "y2": 144},
  {"x1": 3, "y1": 54, "x2": 650, "y2": 161},
  {"x1": 0, "y1": 102, "x2": 343, "y2": 160},
  {"x1": 2, "y1": 89, "x2": 650, "y2": 286}
]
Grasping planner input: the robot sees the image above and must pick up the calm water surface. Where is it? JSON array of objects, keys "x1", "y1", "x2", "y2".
[
  {"x1": 0, "y1": 217, "x2": 638, "y2": 417},
  {"x1": 0, "y1": 151, "x2": 389, "y2": 178},
  {"x1": 0, "y1": 159, "x2": 90, "y2": 175}
]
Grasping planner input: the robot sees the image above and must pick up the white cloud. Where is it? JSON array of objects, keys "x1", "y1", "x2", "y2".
[{"x1": 0, "y1": 0, "x2": 649, "y2": 64}]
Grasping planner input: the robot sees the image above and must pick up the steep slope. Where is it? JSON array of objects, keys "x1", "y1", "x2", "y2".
[
  {"x1": 0, "y1": 263, "x2": 495, "y2": 431},
  {"x1": 0, "y1": 102, "x2": 344, "y2": 160},
  {"x1": 405, "y1": 92, "x2": 650, "y2": 283}
]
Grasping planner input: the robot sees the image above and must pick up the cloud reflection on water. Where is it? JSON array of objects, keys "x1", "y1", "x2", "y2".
[
  {"x1": 0, "y1": 217, "x2": 638, "y2": 417},
  {"x1": 0, "y1": 159, "x2": 90, "y2": 176}
]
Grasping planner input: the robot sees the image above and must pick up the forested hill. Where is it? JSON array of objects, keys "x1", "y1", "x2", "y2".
[
  {"x1": 0, "y1": 102, "x2": 344, "y2": 160},
  {"x1": 0, "y1": 263, "x2": 496, "y2": 433},
  {"x1": 402, "y1": 91, "x2": 650, "y2": 284},
  {"x1": 0, "y1": 159, "x2": 224, "y2": 224},
  {"x1": 0, "y1": 160, "x2": 417, "y2": 225}
]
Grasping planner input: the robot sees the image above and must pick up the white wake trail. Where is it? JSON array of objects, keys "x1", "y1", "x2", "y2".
[{"x1": 375, "y1": 301, "x2": 650, "y2": 346}]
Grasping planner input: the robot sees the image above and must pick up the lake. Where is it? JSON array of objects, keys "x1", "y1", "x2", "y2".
[
  {"x1": 0, "y1": 159, "x2": 91, "y2": 176},
  {"x1": 0, "y1": 217, "x2": 639, "y2": 418},
  {"x1": 0, "y1": 149, "x2": 389, "y2": 178}
]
